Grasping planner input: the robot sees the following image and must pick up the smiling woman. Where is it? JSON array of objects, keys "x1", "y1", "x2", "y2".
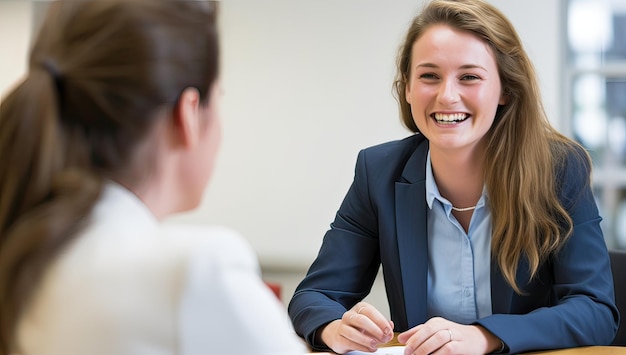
[{"x1": 288, "y1": 0, "x2": 619, "y2": 354}]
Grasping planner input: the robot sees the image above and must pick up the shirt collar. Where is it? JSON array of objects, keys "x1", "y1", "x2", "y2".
[
  {"x1": 91, "y1": 180, "x2": 159, "y2": 229},
  {"x1": 425, "y1": 149, "x2": 488, "y2": 211},
  {"x1": 425, "y1": 150, "x2": 441, "y2": 209}
]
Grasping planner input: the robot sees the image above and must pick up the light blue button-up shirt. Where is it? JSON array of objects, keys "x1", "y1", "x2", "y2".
[{"x1": 425, "y1": 151, "x2": 493, "y2": 324}]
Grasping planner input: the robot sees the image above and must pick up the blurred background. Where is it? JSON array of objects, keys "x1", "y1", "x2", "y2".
[{"x1": 1, "y1": 0, "x2": 624, "y2": 314}]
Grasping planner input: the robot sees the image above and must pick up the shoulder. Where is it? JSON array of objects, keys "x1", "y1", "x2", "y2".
[
  {"x1": 356, "y1": 134, "x2": 426, "y2": 174},
  {"x1": 557, "y1": 141, "x2": 591, "y2": 173},
  {"x1": 159, "y1": 224, "x2": 259, "y2": 273},
  {"x1": 360, "y1": 134, "x2": 426, "y2": 161},
  {"x1": 554, "y1": 141, "x2": 592, "y2": 190},
  {"x1": 354, "y1": 134, "x2": 427, "y2": 184},
  {"x1": 171, "y1": 225, "x2": 307, "y2": 353},
  {"x1": 553, "y1": 141, "x2": 595, "y2": 212}
]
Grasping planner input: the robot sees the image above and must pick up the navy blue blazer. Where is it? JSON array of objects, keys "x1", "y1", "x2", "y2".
[{"x1": 288, "y1": 134, "x2": 619, "y2": 354}]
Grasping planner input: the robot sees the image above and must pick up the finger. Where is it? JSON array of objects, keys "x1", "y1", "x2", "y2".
[
  {"x1": 343, "y1": 311, "x2": 384, "y2": 343},
  {"x1": 404, "y1": 328, "x2": 452, "y2": 355},
  {"x1": 397, "y1": 324, "x2": 423, "y2": 344},
  {"x1": 339, "y1": 319, "x2": 381, "y2": 352},
  {"x1": 422, "y1": 329, "x2": 454, "y2": 354},
  {"x1": 399, "y1": 316, "x2": 451, "y2": 344},
  {"x1": 386, "y1": 320, "x2": 395, "y2": 342},
  {"x1": 351, "y1": 303, "x2": 394, "y2": 343}
]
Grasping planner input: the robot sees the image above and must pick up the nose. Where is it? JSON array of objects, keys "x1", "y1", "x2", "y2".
[{"x1": 437, "y1": 78, "x2": 459, "y2": 105}]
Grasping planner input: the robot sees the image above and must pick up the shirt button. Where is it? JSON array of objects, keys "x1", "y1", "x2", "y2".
[{"x1": 464, "y1": 288, "x2": 471, "y2": 297}]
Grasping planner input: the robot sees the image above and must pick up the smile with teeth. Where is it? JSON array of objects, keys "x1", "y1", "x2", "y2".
[{"x1": 433, "y1": 113, "x2": 469, "y2": 124}]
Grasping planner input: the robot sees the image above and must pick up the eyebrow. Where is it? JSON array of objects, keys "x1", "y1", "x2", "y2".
[{"x1": 414, "y1": 63, "x2": 488, "y2": 71}]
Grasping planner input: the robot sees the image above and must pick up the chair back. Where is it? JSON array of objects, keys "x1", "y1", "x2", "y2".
[{"x1": 610, "y1": 249, "x2": 626, "y2": 346}]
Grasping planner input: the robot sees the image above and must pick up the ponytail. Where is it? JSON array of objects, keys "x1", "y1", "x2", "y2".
[{"x1": 0, "y1": 66, "x2": 101, "y2": 354}]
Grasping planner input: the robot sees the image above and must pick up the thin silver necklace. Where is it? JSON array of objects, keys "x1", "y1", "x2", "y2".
[{"x1": 451, "y1": 205, "x2": 476, "y2": 212}]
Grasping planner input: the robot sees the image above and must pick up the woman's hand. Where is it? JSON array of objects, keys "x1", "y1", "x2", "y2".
[
  {"x1": 319, "y1": 302, "x2": 395, "y2": 354},
  {"x1": 397, "y1": 317, "x2": 502, "y2": 355}
]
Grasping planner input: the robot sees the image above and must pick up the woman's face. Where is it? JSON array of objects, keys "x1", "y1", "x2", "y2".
[{"x1": 405, "y1": 24, "x2": 505, "y2": 154}]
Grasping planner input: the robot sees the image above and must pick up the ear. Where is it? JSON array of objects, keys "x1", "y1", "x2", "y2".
[
  {"x1": 172, "y1": 87, "x2": 201, "y2": 149},
  {"x1": 404, "y1": 76, "x2": 412, "y2": 104},
  {"x1": 499, "y1": 87, "x2": 509, "y2": 105}
]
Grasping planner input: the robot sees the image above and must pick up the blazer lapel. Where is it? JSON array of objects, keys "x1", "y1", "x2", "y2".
[{"x1": 395, "y1": 139, "x2": 430, "y2": 327}]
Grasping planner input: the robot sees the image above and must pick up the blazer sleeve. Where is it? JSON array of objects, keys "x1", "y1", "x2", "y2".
[
  {"x1": 476, "y1": 148, "x2": 619, "y2": 354},
  {"x1": 175, "y1": 226, "x2": 307, "y2": 355},
  {"x1": 288, "y1": 149, "x2": 383, "y2": 350}
]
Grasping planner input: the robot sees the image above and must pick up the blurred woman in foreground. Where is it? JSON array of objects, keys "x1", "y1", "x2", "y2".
[{"x1": 0, "y1": 1, "x2": 305, "y2": 354}]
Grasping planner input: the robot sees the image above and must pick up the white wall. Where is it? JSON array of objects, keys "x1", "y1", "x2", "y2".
[
  {"x1": 0, "y1": 1, "x2": 563, "y2": 271},
  {"x1": 0, "y1": 1, "x2": 32, "y2": 99}
]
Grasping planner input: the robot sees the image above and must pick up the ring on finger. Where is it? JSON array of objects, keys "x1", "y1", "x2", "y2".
[
  {"x1": 447, "y1": 329, "x2": 453, "y2": 342},
  {"x1": 357, "y1": 306, "x2": 366, "y2": 314}
]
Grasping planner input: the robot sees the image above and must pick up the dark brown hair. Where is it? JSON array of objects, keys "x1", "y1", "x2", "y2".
[
  {"x1": 0, "y1": 1, "x2": 219, "y2": 352},
  {"x1": 393, "y1": 0, "x2": 588, "y2": 293}
]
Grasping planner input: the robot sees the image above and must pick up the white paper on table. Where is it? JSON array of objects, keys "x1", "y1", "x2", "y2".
[{"x1": 345, "y1": 346, "x2": 406, "y2": 355}]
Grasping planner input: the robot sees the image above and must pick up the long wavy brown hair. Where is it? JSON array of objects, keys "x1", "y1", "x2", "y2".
[
  {"x1": 393, "y1": 0, "x2": 590, "y2": 293},
  {"x1": 0, "y1": 1, "x2": 219, "y2": 353}
]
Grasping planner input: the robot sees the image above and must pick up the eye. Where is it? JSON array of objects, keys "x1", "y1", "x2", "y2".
[
  {"x1": 419, "y1": 73, "x2": 439, "y2": 80},
  {"x1": 460, "y1": 74, "x2": 480, "y2": 81}
]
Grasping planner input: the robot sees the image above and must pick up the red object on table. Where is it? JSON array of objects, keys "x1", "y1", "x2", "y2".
[{"x1": 265, "y1": 281, "x2": 281, "y2": 300}]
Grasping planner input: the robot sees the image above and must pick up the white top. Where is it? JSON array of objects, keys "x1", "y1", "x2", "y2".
[{"x1": 16, "y1": 183, "x2": 307, "y2": 355}]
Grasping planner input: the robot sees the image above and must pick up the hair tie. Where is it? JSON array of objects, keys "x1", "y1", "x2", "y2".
[
  {"x1": 40, "y1": 58, "x2": 66, "y2": 110},
  {"x1": 41, "y1": 58, "x2": 62, "y2": 81}
]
